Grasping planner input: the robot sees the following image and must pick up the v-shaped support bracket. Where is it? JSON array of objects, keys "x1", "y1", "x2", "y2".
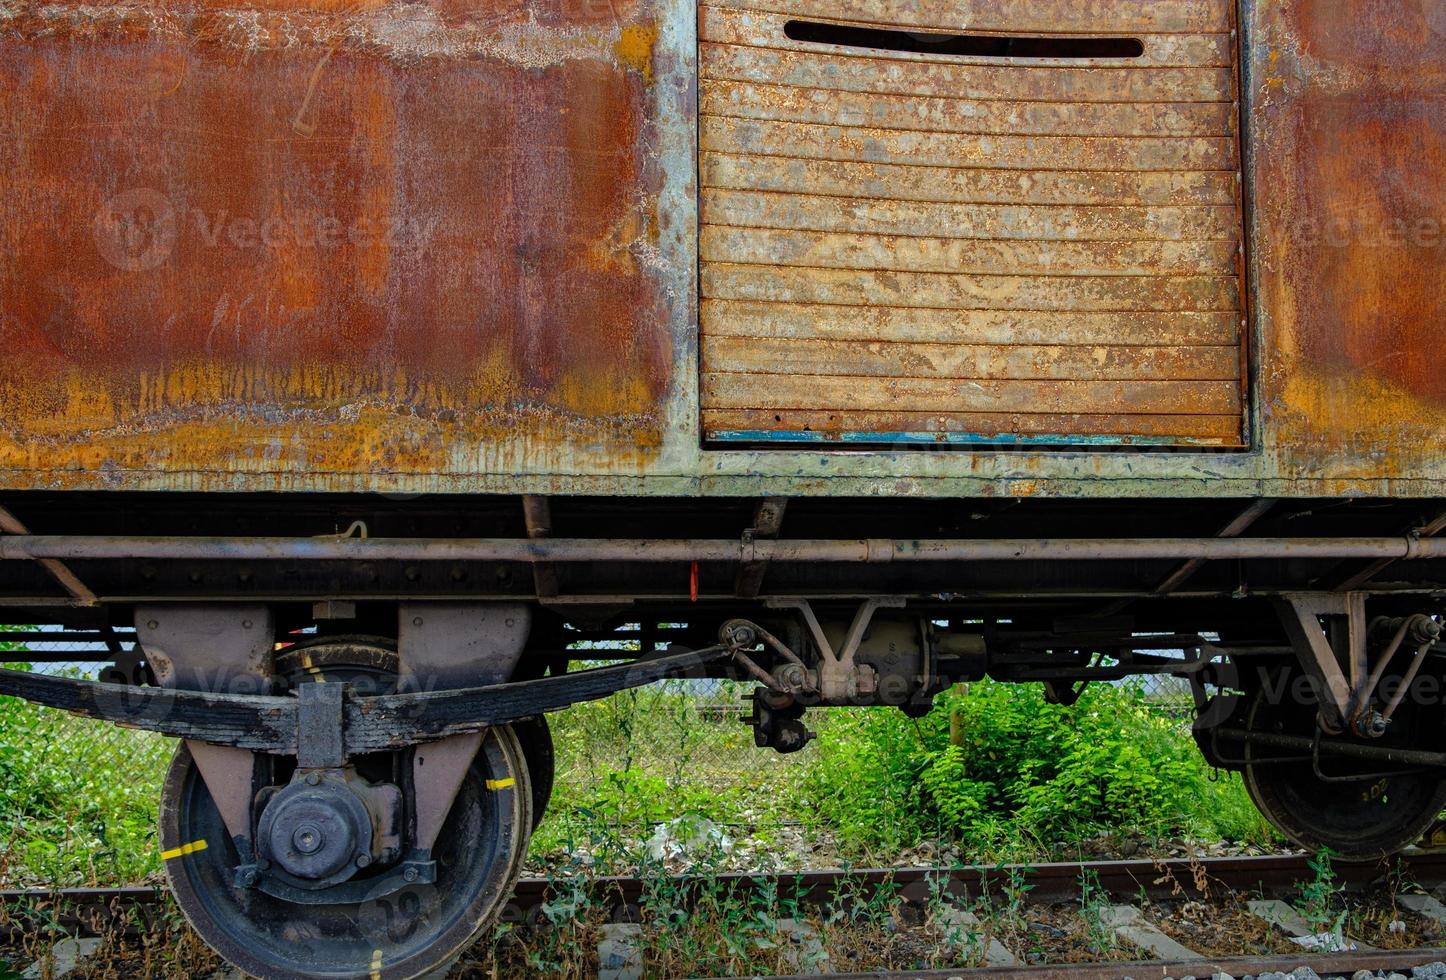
[
  {"x1": 1272, "y1": 592, "x2": 1366, "y2": 735},
  {"x1": 766, "y1": 596, "x2": 906, "y2": 700}
]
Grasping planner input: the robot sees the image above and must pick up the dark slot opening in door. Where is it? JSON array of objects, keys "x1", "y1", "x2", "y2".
[{"x1": 783, "y1": 21, "x2": 1145, "y2": 60}]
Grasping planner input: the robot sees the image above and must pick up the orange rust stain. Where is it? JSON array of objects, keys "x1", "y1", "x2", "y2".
[
  {"x1": 614, "y1": 22, "x2": 659, "y2": 82},
  {"x1": 1283, "y1": 98, "x2": 1446, "y2": 407},
  {"x1": 0, "y1": 402, "x2": 664, "y2": 484},
  {"x1": 0, "y1": 0, "x2": 671, "y2": 476},
  {"x1": 1291, "y1": 0, "x2": 1446, "y2": 69},
  {"x1": 1253, "y1": 0, "x2": 1446, "y2": 468}
]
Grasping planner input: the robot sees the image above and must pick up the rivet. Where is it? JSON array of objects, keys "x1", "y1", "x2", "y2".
[
  {"x1": 412, "y1": 616, "x2": 424, "y2": 627},
  {"x1": 355, "y1": 854, "x2": 372, "y2": 869},
  {"x1": 306, "y1": 772, "x2": 322, "y2": 786},
  {"x1": 242, "y1": 620, "x2": 253, "y2": 629},
  {"x1": 146, "y1": 620, "x2": 159, "y2": 630},
  {"x1": 504, "y1": 618, "x2": 515, "y2": 628}
]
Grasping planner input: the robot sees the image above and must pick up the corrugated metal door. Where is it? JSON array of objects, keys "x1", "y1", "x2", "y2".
[{"x1": 698, "y1": 0, "x2": 1248, "y2": 447}]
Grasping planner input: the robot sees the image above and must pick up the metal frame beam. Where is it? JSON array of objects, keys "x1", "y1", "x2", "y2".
[
  {"x1": 0, "y1": 534, "x2": 1441, "y2": 564},
  {"x1": 0, "y1": 506, "x2": 96, "y2": 606}
]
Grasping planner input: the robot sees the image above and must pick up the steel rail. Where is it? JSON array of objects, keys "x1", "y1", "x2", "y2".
[
  {"x1": 9, "y1": 852, "x2": 1446, "y2": 924},
  {"x1": 749, "y1": 948, "x2": 1446, "y2": 980},
  {"x1": 0, "y1": 534, "x2": 1442, "y2": 563}
]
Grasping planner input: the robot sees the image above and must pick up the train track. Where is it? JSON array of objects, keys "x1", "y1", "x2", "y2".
[
  {"x1": 751, "y1": 950, "x2": 1446, "y2": 980},
  {"x1": 7, "y1": 852, "x2": 1446, "y2": 978},
  {"x1": 7, "y1": 851, "x2": 1445, "y2": 922}
]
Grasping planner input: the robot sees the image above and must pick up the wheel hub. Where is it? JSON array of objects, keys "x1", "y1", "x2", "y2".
[{"x1": 257, "y1": 773, "x2": 376, "y2": 888}]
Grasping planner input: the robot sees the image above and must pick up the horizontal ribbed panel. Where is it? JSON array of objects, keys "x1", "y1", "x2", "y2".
[{"x1": 699, "y1": 0, "x2": 1247, "y2": 447}]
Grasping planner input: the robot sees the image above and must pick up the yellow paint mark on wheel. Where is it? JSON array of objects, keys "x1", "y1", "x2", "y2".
[
  {"x1": 161, "y1": 839, "x2": 208, "y2": 861},
  {"x1": 370, "y1": 949, "x2": 383, "y2": 979},
  {"x1": 485, "y1": 777, "x2": 516, "y2": 791}
]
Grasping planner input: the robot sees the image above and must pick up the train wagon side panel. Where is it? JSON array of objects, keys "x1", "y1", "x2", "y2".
[
  {"x1": 0, "y1": 0, "x2": 1441, "y2": 496},
  {"x1": 0, "y1": 0, "x2": 701, "y2": 484},
  {"x1": 1246, "y1": 0, "x2": 1446, "y2": 483}
]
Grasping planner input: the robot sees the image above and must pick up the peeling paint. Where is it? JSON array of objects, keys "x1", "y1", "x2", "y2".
[{"x1": 0, "y1": 0, "x2": 1441, "y2": 499}]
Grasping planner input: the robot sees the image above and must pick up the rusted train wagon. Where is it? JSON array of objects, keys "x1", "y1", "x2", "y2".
[{"x1": 0, "y1": 0, "x2": 1443, "y2": 976}]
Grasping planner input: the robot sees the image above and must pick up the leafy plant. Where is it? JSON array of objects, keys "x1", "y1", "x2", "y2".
[
  {"x1": 1296, "y1": 848, "x2": 1348, "y2": 941},
  {"x1": 1077, "y1": 868, "x2": 1119, "y2": 954},
  {"x1": 799, "y1": 679, "x2": 1278, "y2": 859}
]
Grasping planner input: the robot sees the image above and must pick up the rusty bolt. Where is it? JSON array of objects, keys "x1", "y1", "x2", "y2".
[
  {"x1": 355, "y1": 854, "x2": 372, "y2": 869},
  {"x1": 305, "y1": 771, "x2": 322, "y2": 787},
  {"x1": 403, "y1": 867, "x2": 419, "y2": 883},
  {"x1": 146, "y1": 619, "x2": 159, "y2": 630},
  {"x1": 412, "y1": 616, "x2": 424, "y2": 627}
]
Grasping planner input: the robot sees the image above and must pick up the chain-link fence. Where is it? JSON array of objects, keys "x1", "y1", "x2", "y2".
[{"x1": 0, "y1": 624, "x2": 1219, "y2": 890}]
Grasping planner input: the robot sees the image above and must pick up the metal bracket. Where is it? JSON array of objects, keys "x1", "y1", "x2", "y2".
[
  {"x1": 736, "y1": 498, "x2": 788, "y2": 598},
  {"x1": 135, "y1": 604, "x2": 276, "y2": 844},
  {"x1": 295, "y1": 681, "x2": 346, "y2": 771},
  {"x1": 766, "y1": 597, "x2": 906, "y2": 701},
  {"x1": 397, "y1": 603, "x2": 532, "y2": 855},
  {"x1": 1272, "y1": 593, "x2": 1365, "y2": 734},
  {"x1": 522, "y1": 496, "x2": 559, "y2": 598},
  {"x1": 398, "y1": 602, "x2": 531, "y2": 693}
]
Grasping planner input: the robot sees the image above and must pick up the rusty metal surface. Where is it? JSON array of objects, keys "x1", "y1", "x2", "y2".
[
  {"x1": 0, "y1": 0, "x2": 692, "y2": 480},
  {"x1": 0, "y1": 0, "x2": 1441, "y2": 497},
  {"x1": 698, "y1": 0, "x2": 1248, "y2": 446},
  {"x1": 1246, "y1": 0, "x2": 1446, "y2": 482},
  {"x1": 696, "y1": 0, "x2": 1243, "y2": 448}
]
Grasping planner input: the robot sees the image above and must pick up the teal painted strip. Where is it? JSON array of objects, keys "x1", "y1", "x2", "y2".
[{"x1": 707, "y1": 430, "x2": 1219, "y2": 448}]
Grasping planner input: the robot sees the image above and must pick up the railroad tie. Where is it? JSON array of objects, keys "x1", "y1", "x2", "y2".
[
  {"x1": 774, "y1": 919, "x2": 830, "y2": 973},
  {"x1": 1099, "y1": 905, "x2": 1205, "y2": 962},
  {"x1": 932, "y1": 906, "x2": 1021, "y2": 967},
  {"x1": 1246, "y1": 898, "x2": 1377, "y2": 952},
  {"x1": 596, "y1": 922, "x2": 643, "y2": 980},
  {"x1": 21, "y1": 937, "x2": 102, "y2": 980}
]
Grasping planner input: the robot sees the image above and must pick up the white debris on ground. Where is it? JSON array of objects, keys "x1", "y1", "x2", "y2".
[{"x1": 645, "y1": 816, "x2": 734, "y2": 866}]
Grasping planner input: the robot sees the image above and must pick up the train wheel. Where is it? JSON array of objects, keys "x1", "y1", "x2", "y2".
[
  {"x1": 1241, "y1": 670, "x2": 1446, "y2": 861},
  {"x1": 512, "y1": 714, "x2": 555, "y2": 830},
  {"x1": 160, "y1": 640, "x2": 533, "y2": 980}
]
